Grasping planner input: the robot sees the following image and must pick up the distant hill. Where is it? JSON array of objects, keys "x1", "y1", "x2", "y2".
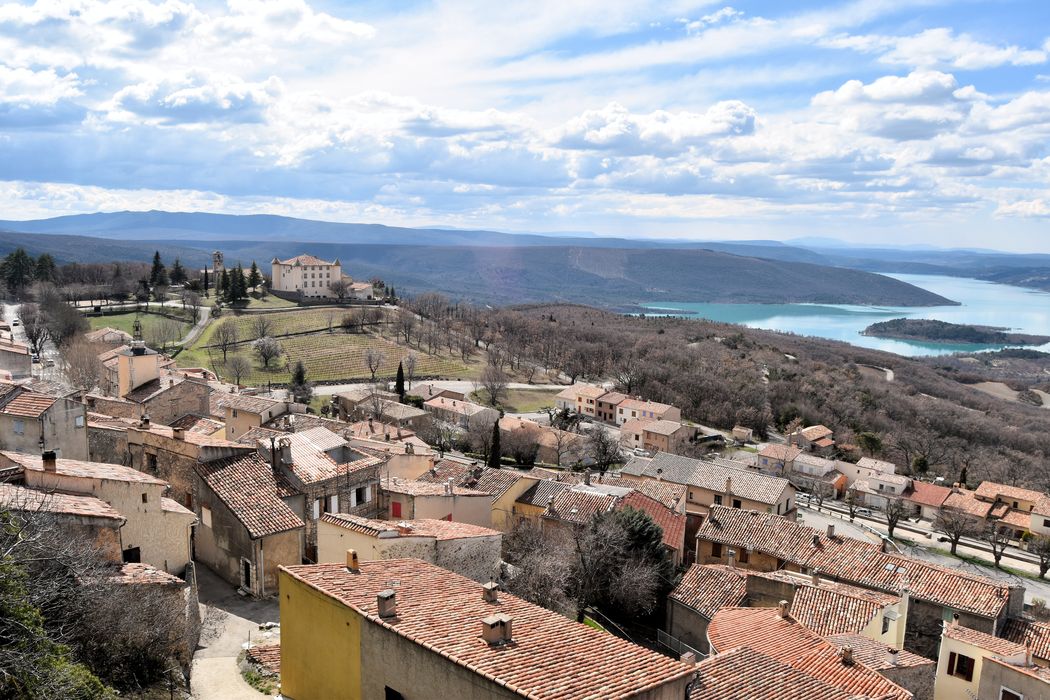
[
  {"x1": 862, "y1": 318, "x2": 1050, "y2": 345},
  {"x1": 0, "y1": 210, "x2": 825, "y2": 264}
]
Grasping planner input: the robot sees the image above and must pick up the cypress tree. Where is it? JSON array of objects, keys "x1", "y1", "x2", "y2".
[
  {"x1": 170, "y1": 257, "x2": 187, "y2": 285},
  {"x1": 150, "y1": 251, "x2": 168, "y2": 287},
  {"x1": 248, "y1": 261, "x2": 262, "y2": 290},
  {"x1": 219, "y1": 269, "x2": 230, "y2": 302},
  {"x1": 395, "y1": 361, "x2": 405, "y2": 399},
  {"x1": 488, "y1": 420, "x2": 501, "y2": 469}
]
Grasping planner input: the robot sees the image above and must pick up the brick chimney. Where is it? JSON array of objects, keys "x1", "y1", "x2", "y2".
[
  {"x1": 346, "y1": 549, "x2": 360, "y2": 573},
  {"x1": 481, "y1": 613, "x2": 513, "y2": 645},
  {"x1": 680, "y1": 651, "x2": 697, "y2": 666},
  {"x1": 777, "y1": 600, "x2": 790, "y2": 619},
  {"x1": 811, "y1": 569, "x2": 820, "y2": 586},
  {"x1": 840, "y1": 646, "x2": 854, "y2": 666},
  {"x1": 584, "y1": 469, "x2": 591, "y2": 486},
  {"x1": 172, "y1": 427, "x2": 185, "y2": 441},
  {"x1": 377, "y1": 589, "x2": 397, "y2": 619},
  {"x1": 826, "y1": 523, "x2": 835, "y2": 538},
  {"x1": 42, "y1": 450, "x2": 57, "y2": 472},
  {"x1": 887, "y1": 648, "x2": 899, "y2": 666},
  {"x1": 482, "y1": 581, "x2": 499, "y2": 603}
]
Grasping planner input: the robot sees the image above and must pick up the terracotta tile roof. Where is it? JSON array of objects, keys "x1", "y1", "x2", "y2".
[
  {"x1": 799, "y1": 425, "x2": 833, "y2": 441},
  {"x1": 902, "y1": 480, "x2": 951, "y2": 508},
  {"x1": 943, "y1": 488, "x2": 994, "y2": 519},
  {"x1": 641, "y1": 452, "x2": 791, "y2": 505},
  {"x1": 515, "y1": 479, "x2": 570, "y2": 507},
  {"x1": 944, "y1": 622, "x2": 1028, "y2": 656},
  {"x1": 215, "y1": 393, "x2": 283, "y2": 415},
  {"x1": 4, "y1": 451, "x2": 167, "y2": 485},
  {"x1": 85, "y1": 327, "x2": 132, "y2": 343},
  {"x1": 812, "y1": 437, "x2": 835, "y2": 448},
  {"x1": 498, "y1": 416, "x2": 585, "y2": 453},
  {"x1": 323, "y1": 513, "x2": 500, "y2": 541},
  {"x1": 282, "y1": 559, "x2": 694, "y2": 698},
  {"x1": 697, "y1": 506, "x2": 1013, "y2": 619},
  {"x1": 857, "y1": 457, "x2": 897, "y2": 474},
  {"x1": 669, "y1": 564, "x2": 747, "y2": 618},
  {"x1": 246, "y1": 643, "x2": 281, "y2": 675},
  {"x1": 707, "y1": 608, "x2": 911, "y2": 700},
  {"x1": 619, "y1": 417, "x2": 654, "y2": 436},
  {"x1": 555, "y1": 386, "x2": 578, "y2": 401},
  {"x1": 597, "y1": 391, "x2": 626, "y2": 405},
  {"x1": 416, "y1": 460, "x2": 526, "y2": 500},
  {"x1": 195, "y1": 453, "x2": 303, "y2": 539},
  {"x1": 998, "y1": 507, "x2": 1032, "y2": 529},
  {"x1": 124, "y1": 375, "x2": 194, "y2": 403},
  {"x1": 169, "y1": 413, "x2": 225, "y2": 435},
  {"x1": 276, "y1": 254, "x2": 336, "y2": 266},
  {"x1": 642, "y1": 419, "x2": 686, "y2": 436},
  {"x1": 0, "y1": 482, "x2": 124, "y2": 522},
  {"x1": 160, "y1": 497, "x2": 194, "y2": 516},
  {"x1": 0, "y1": 339, "x2": 29, "y2": 355},
  {"x1": 619, "y1": 397, "x2": 674, "y2": 413},
  {"x1": 691, "y1": 646, "x2": 857, "y2": 700},
  {"x1": 974, "y1": 481, "x2": 1045, "y2": 504},
  {"x1": 260, "y1": 427, "x2": 381, "y2": 485},
  {"x1": 789, "y1": 584, "x2": 884, "y2": 637},
  {"x1": 0, "y1": 390, "x2": 57, "y2": 417},
  {"x1": 382, "y1": 478, "x2": 488, "y2": 498},
  {"x1": 423, "y1": 396, "x2": 494, "y2": 417},
  {"x1": 1002, "y1": 617, "x2": 1050, "y2": 661},
  {"x1": 618, "y1": 490, "x2": 686, "y2": 552},
  {"x1": 572, "y1": 384, "x2": 608, "y2": 400},
  {"x1": 598, "y1": 475, "x2": 685, "y2": 510},
  {"x1": 543, "y1": 488, "x2": 619, "y2": 524},
  {"x1": 112, "y1": 562, "x2": 183, "y2": 586},
  {"x1": 824, "y1": 634, "x2": 933, "y2": 670}
]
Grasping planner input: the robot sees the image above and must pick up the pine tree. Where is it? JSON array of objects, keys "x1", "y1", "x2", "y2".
[
  {"x1": 203, "y1": 268, "x2": 210, "y2": 297},
  {"x1": 488, "y1": 420, "x2": 501, "y2": 469},
  {"x1": 34, "y1": 254, "x2": 56, "y2": 282},
  {"x1": 290, "y1": 360, "x2": 313, "y2": 404},
  {"x1": 395, "y1": 361, "x2": 405, "y2": 399},
  {"x1": 248, "y1": 261, "x2": 261, "y2": 290},
  {"x1": 150, "y1": 251, "x2": 169, "y2": 287},
  {"x1": 232, "y1": 264, "x2": 247, "y2": 302},
  {"x1": 219, "y1": 269, "x2": 230, "y2": 302},
  {"x1": 170, "y1": 257, "x2": 187, "y2": 285},
  {"x1": 1, "y1": 248, "x2": 36, "y2": 294}
]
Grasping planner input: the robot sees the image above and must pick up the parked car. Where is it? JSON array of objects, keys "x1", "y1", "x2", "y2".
[
  {"x1": 12, "y1": 319, "x2": 20, "y2": 326},
  {"x1": 31, "y1": 354, "x2": 40, "y2": 363},
  {"x1": 857, "y1": 507, "x2": 873, "y2": 516},
  {"x1": 43, "y1": 359, "x2": 54, "y2": 368}
]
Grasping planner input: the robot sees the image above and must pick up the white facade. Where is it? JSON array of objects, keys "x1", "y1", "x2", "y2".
[{"x1": 271, "y1": 255, "x2": 344, "y2": 299}]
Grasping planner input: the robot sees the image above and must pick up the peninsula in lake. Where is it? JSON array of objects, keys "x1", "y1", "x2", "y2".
[{"x1": 862, "y1": 318, "x2": 1050, "y2": 346}]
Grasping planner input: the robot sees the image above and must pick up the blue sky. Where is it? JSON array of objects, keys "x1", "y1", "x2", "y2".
[{"x1": 1, "y1": 0, "x2": 1049, "y2": 250}]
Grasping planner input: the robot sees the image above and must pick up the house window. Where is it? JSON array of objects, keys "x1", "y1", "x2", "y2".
[
  {"x1": 738, "y1": 548, "x2": 749, "y2": 564},
  {"x1": 232, "y1": 409, "x2": 238, "y2": 417},
  {"x1": 122, "y1": 546, "x2": 141, "y2": 563},
  {"x1": 391, "y1": 501, "x2": 402, "y2": 518},
  {"x1": 13, "y1": 419, "x2": 24, "y2": 435},
  {"x1": 878, "y1": 484, "x2": 884, "y2": 491},
  {"x1": 732, "y1": 499, "x2": 742, "y2": 509},
  {"x1": 713, "y1": 494, "x2": 722, "y2": 505},
  {"x1": 882, "y1": 616, "x2": 891, "y2": 634},
  {"x1": 141, "y1": 493, "x2": 148, "y2": 504},
  {"x1": 1044, "y1": 518, "x2": 1050, "y2": 528},
  {"x1": 201, "y1": 506, "x2": 212, "y2": 528},
  {"x1": 1000, "y1": 688, "x2": 1023, "y2": 700},
  {"x1": 146, "y1": 453, "x2": 158, "y2": 472},
  {"x1": 385, "y1": 688, "x2": 405, "y2": 700},
  {"x1": 355, "y1": 485, "x2": 369, "y2": 505},
  {"x1": 326, "y1": 494, "x2": 339, "y2": 513},
  {"x1": 947, "y1": 651, "x2": 975, "y2": 682},
  {"x1": 75, "y1": 415, "x2": 85, "y2": 428},
  {"x1": 711, "y1": 542, "x2": 722, "y2": 558}
]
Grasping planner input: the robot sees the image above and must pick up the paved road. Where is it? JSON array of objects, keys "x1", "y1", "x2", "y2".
[
  {"x1": 191, "y1": 567, "x2": 277, "y2": 700},
  {"x1": 314, "y1": 379, "x2": 568, "y2": 397}
]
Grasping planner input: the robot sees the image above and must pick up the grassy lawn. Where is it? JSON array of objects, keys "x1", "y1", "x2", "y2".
[
  {"x1": 88, "y1": 312, "x2": 190, "y2": 340},
  {"x1": 471, "y1": 387, "x2": 560, "y2": 413},
  {"x1": 202, "y1": 308, "x2": 391, "y2": 341},
  {"x1": 236, "y1": 294, "x2": 298, "y2": 310},
  {"x1": 181, "y1": 328, "x2": 476, "y2": 385}
]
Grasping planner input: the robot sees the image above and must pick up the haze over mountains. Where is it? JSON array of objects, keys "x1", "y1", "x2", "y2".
[{"x1": 6, "y1": 210, "x2": 1046, "y2": 307}]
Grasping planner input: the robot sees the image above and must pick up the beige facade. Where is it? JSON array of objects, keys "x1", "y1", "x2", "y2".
[
  {"x1": 271, "y1": 254, "x2": 343, "y2": 299},
  {"x1": 616, "y1": 398, "x2": 681, "y2": 426},
  {"x1": 0, "y1": 340, "x2": 31, "y2": 379},
  {"x1": 380, "y1": 480, "x2": 492, "y2": 526},
  {"x1": 935, "y1": 626, "x2": 1028, "y2": 700},
  {"x1": 0, "y1": 390, "x2": 89, "y2": 461}
]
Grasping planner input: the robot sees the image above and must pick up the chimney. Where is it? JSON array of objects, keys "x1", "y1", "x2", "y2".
[
  {"x1": 887, "y1": 648, "x2": 899, "y2": 666},
  {"x1": 777, "y1": 600, "x2": 790, "y2": 619},
  {"x1": 346, "y1": 549, "x2": 360, "y2": 573},
  {"x1": 482, "y1": 581, "x2": 499, "y2": 603},
  {"x1": 269, "y1": 436, "x2": 279, "y2": 474},
  {"x1": 680, "y1": 651, "x2": 697, "y2": 666},
  {"x1": 279, "y1": 438, "x2": 292, "y2": 466},
  {"x1": 727, "y1": 548, "x2": 736, "y2": 569},
  {"x1": 811, "y1": 569, "x2": 820, "y2": 586},
  {"x1": 952, "y1": 612, "x2": 960, "y2": 626},
  {"x1": 446, "y1": 478, "x2": 454, "y2": 495},
  {"x1": 481, "y1": 613, "x2": 513, "y2": 645},
  {"x1": 584, "y1": 469, "x2": 591, "y2": 486},
  {"x1": 172, "y1": 427, "x2": 185, "y2": 441},
  {"x1": 42, "y1": 450, "x2": 57, "y2": 472},
  {"x1": 140, "y1": 413, "x2": 151, "y2": 429},
  {"x1": 377, "y1": 589, "x2": 397, "y2": 619},
  {"x1": 725, "y1": 476, "x2": 732, "y2": 494},
  {"x1": 826, "y1": 523, "x2": 835, "y2": 539},
  {"x1": 840, "y1": 646, "x2": 854, "y2": 666}
]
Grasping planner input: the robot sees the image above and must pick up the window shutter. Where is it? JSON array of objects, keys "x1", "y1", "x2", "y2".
[
  {"x1": 350, "y1": 490, "x2": 358, "y2": 507},
  {"x1": 947, "y1": 652, "x2": 956, "y2": 676},
  {"x1": 312, "y1": 499, "x2": 320, "y2": 520},
  {"x1": 365, "y1": 485, "x2": 372, "y2": 502},
  {"x1": 330, "y1": 494, "x2": 339, "y2": 512}
]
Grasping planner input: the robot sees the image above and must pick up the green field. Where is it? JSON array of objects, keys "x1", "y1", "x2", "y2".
[
  {"x1": 470, "y1": 388, "x2": 559, "y2": 413},
  {"x1": 180, "y1": 328, "x2": 475, "y2": 385},
  {"x1": 201, "y1": 308, "x2": 386, "y2": 342}
]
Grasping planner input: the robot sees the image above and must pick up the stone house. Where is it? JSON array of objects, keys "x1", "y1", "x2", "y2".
[
  {"x1": 0, "y1": 339, "x2": 31, "y2": 379},
  {"x1": 213, "y1": 392, "x2": 289, "y2": 441},
  {"x1": 0, "y1": 481, "x2": 124, "y2": 562},
  {"x1": 421, "y1": 395, "x2": 499, "y2": 429},
  {"x1": 0, "y1": 383, "x2": 89, "y2": 460},
  {"x1": 89, "y1": 372, "x2": 211, "y2": 427},
  {"x1": 616, "y1": 397, "x2": 680, "y2": 426},
  {"x1": 270, "y1": 254, "x2": 343, "y2": 299},
  {"x1": 315, "y1": 513, "x2": 502, "y2": 582},
  {"x1": 756, "y1": 443, "x2": 802, "y2": 474},
  {"x1": 415, "y1": 458, "x2": 538, "y2": 531},
  {"x1": 641, "y1": 420, "x2": 694, "y2": 454},
  {"x1": 2, "y1": 450, "x2": 196, "y2": 575},
  {"x1": 788, "y1": 424, "x2": 835, "y2": 452}
]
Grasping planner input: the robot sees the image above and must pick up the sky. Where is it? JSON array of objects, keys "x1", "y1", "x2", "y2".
[{"x1": 1, "y1": 0, "x2": 1049, "y2": 251}]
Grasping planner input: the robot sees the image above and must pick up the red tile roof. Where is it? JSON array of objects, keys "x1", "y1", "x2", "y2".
[
  {"x1": 1002, "y1": 617, "x2": 1050, "y2": 662},
  {"x1": 246, "y1": 643, "x2": 281, "y2": 675},
  {"x1": 998, "y1": 507, "x2": 1032, "y2": 529},
  {"x1": 5, "y1": 451, "x2": 167, "y2": 485},
  {"x1": 758, "y1": 444, "x2": 802, "y2": 462},
  {"x1": 944, "y1": 622, "x2": 1028, "y2": 656},
  {"x1": 543, "y1": 488, "x2": 618, "y2": 524},
  {"x1": 974, "y1": 481, "x2": 1045, "y2": 504},
  {"x1": 0, "y1": 482, "x2": 123, "y2": 522},
  {"x1": 707, "y1": 607, "x2": 911, "y2": 700},
  {"x1": 195, "y1": 453, "x2": 303, "y2": 539},
  {"x1": 617, "y1": 489, "x2": 686, "y2": 552},
  {"x1": 669, "y1": 564, "x2": 747, "y2": 619},
  {"x1": 691, "y1": 646, "x2": 857, "y2": 700},
  {"x1": 0, "y1": 391, "x2": 57, "y2": 417},
  {"x1": 824, "y1": 634, "x2": 933, "y2": 670},
  {"x1": 417, "y1": 460, "x2": 527, "y2": 500},
  {"x1": 903, "y1": 480, "x2": 951, "y2": 508},
  {"x1": 275, "y1": 254, "x2": 336, "y2": 266},
  {"x1": 282, "y1": 559, "x2": 693, "y2": 698},
  {"x1": 789, "y1": 584, "x2": 885, "y2": 637},
  {"x1": 599, "y1": 475, "x2": 685, "y2": 510},
  {"x1": 943, "y1": 488, "x2": 994, "y2": 518},
  {"x1": 112, "y1": 562, "x2": 183, "y2": 586},
  {"x1": 383, "y1": 478, "x2": 489, "y2": 498},
  {"x1": 697, "y1": 505, "x2": 1014, "y2": 619},
  {"x1": 321, "y1": 513, "x2": 500, "y2": 541}
]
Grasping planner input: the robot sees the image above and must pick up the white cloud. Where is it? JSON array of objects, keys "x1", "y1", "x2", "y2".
[
  {"x1": 825, "y1": 27, "x2": 1047, "y2": 70},
  {"x1": 111, "y1": 72, "x2": 281, "y2": 124}
]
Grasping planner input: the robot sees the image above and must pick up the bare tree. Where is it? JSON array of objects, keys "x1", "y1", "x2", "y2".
[
  {"x1": 614, "y1": 353, "x2": 639, "y2": 394},
  {"x1": 213, "y1": 318, "x2": 239, "y2": 362},
  {"x1": 225, "y1": 354, "x2": 252, "y2": 386},
  {"x1": 147, "y1": 317, "x2": 182, "y2": 352},
  {"x1": 365, "y1": 348, "x2": 385, "y2": 382},
  {"x1": 811, "y1": 481, "x2": 834, "y2": 511},
  {"x1": 466, "y1": 414, "x2": 499, "y2": 463},
  {"x1": 586, "y1": 427, "x2": 623, "y2": 475},
  {"x1": 984, "y1": 523, "x2": 1012, "y2": 568},
  {"x1": 935, "y1": 510, "x2": 982, "y2": 555},
  {"x1": 328, "y1": 278, "x2": 350, "y2": 302},
  {"x1": 480, "y1": 364, "x2": 509, "y2": 407},
  {"x1": 1030, "y1": 535, "x2": 1050, "y2": 578},
  {"x1": 251, "y1": 315, "x2": 273, "y2": 341},
  {"x1": 502, "y1": 519, "x2": 574, "y2": 615},
  {"x1": 844, "y1": 489, "x2": 859, "y2": 522},
  {"x1": 182, "y1": 290, "x2": 202, "y2": 323},
  {"x1": 884, "y1": 498, "x2": 909, "y2": 539},
  {"x1": 254, "y1": 336, "x2": 282, "y2": 369},
  {"x1": 341, "y1": 310, "x2": 360, "y2": 334},
  {"x1": 503, "y1": 427, "x2": 540, "y2": 466},
  {"x1": 416, "y1": 416, "x2": 458, "y2": 457},
  {"x1": 365, "y1": 383, "x2": 388, "y2": 419},
  {"x1": 551, "y1": 426, "x2": 583, "y2": 467},
  {"x1": 397, "y1": 311, "x2": 416, "y2": 345},
  {"x1": 59, "y1": 338, "x2": 103, "y2": 392},
  {"x1": 405, "y1": 352, "x2": 417, "y2": 390}
]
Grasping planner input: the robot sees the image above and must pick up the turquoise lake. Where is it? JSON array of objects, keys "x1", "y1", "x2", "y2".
[{"x1": 642, "y1": 274, "x2": 1050, "y2": 357}]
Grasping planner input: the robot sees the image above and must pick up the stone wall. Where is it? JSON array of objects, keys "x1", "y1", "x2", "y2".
[
  {"x1": 882, "y1": 663, "x2": 934, "y2": 700},
  {"x1": 435, "y1": 534, "x2": 502, "y2": 583}
]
